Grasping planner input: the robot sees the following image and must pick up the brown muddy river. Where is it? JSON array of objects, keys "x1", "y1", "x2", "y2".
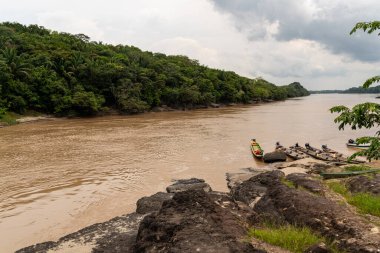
[{"x1": 0, "y1": 94, "x2": 378, "y2": 252}]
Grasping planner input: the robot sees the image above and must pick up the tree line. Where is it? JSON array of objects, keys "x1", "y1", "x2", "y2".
[
  {"x1": 0, "y1": 22, "x2": 309, "y2": 117},
  {"x1": 311, "y1": 85, "x2": 380, "y2": 94}
]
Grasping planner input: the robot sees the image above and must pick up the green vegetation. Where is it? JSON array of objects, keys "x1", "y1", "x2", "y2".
[
  {"x1": 344, "y1": 165, "x2": 372, "y2": 172},
  {"x1": 349, "y1": 193, "x2": 380, "y2": 217},
  {"x1": 0, "y1": 111, "x2": 18, "y2": 125},
  {"x1": 331, "y1": 21, "x2": 380, "y2": 161},
  {"x1": 327, "y1": 181, "x2": 349, "y2": 195},
  {"x1": 248, "y1": 225, "x2": 340, "y2": 253},
  {"x1": 0, "y1": 22, "x2": 309, "y2": 118},
  {"x1": 281, "y1": 178, "x2": 296, "y2": 188},
  {"x1": 311, "y1": 85, "x2": 380, "y2": 94},
  {"x1": 327, "y1": 181, "x2": 380, "y2": 217}
]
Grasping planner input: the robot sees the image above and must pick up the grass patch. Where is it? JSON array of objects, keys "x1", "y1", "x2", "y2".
[
  {"x1": 326, "y1": 181, "x2": 380, "y2": 217},
  {"x1": 344, "y1": 165, "x2": 371, "y2": 172},
  {"x1": 281, "y1": 178, "x2": 296, "y2": 188},
  {"x1": 248, "y1": 225, "x2": 341, "y2": 253},
  {"x1": 0, "y1": 112, "x2": 19, "y2": 125},
  {"x1": 326, "y1": 181, "x2": 349, "y2": 196},
  {"x1": 349, "y1": 193, "x2": 380, "y2": 217}
]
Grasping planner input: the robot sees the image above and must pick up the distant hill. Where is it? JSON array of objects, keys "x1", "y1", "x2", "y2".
[
  {"x1": 310, "y1": 85, "x2": 380, "y2": 94},
  {"x1": 0, "y1": 22, "x2": 309, "y2": 116}
]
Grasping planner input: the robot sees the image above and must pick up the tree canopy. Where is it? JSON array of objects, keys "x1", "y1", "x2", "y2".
[
  {"x1": 331, "y1": 21, "x2": 380, "y2": 161},
  {"x1": 0, "y1": 22, "x2": 309, "y2": 117}
]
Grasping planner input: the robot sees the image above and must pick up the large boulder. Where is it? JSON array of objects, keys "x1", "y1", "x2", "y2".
[
  {"x1": 263, "y1": 151, "x2": 287, "y2": 163},
  {"x1": 166, "y1": 178, "x2": 212, "y2": 193},
  {"x1": 135, "y1": 189, "x2": 265, "y2": 253}
]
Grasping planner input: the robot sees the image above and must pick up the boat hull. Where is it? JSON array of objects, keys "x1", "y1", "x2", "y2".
[{"x1": 346, "y1": 143, "x2": 370, "y2": 148}]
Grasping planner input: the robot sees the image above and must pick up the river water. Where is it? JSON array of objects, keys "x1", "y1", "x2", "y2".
[{"x1": 0, "y1": 94, "x2": 378, "y2": 252}]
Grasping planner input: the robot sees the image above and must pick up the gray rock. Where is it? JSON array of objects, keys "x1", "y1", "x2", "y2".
[
  {"x1": 308, "y1": 162, "x2": 332, "y2": 174},
  {"x1": 16, "y1": 213, "x2": 145, "y2": 253},
  {"x1": 347, "y1": 174, "x2": 380, "y2": 196},
  {"x1": 226, "y1": 168, "x2": 269, "y2": 190},
  {"x1": 166, "y1": 178, "x2": 212, "y2": 193},
  {"x1": 231, "y1": 171, "x2": 284, "y2": 207},
  {"x1": 263, "y1": 151, "x2": 287, "y2": 163},
  {"x1": 135, "y1": 189, "x2": 265, "y2": 253},
  {"x1": 286, "y1": 173, "x2": 324, "y2": 194},
  {"x1": 136, "y1": 192, "x2": 174, "y2": 214},
  {"x1": 210, "y1": 103, "x2": 220, "y2": 108},
  {"x1": 304, "y1": 243, "x2": 331, "y2": 253}
]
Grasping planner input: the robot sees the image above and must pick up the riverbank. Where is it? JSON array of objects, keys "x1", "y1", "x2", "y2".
[
  {"x1": 0, "y1": 111, "x2": 55, "y2": 128},
  {"x1": 0, "y1": 98, "x2": 283, "y2": 128},
  {"x1": 17, "y1": 158, "x2": 380, "y2": 253}
]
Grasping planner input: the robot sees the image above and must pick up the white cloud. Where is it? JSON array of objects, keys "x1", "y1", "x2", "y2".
[
  {"x1": 37, "y1": 11, "x2": 105, "y2": 41},
  {"x1": 150, "y1": 37, "x2": 220, "y2": 67}
]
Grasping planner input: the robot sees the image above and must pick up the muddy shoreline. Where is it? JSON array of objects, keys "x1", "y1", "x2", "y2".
[
  {"x1": 0, "y1": 98, "x2": 285, "y2": 128},
  {"x1": 17, "y1": 158, "x2": 380, "y2": 253}
]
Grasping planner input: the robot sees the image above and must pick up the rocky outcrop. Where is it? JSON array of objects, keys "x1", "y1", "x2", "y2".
[
  {"x1": 136, "y1": 192, "x2": 174, "y2": 214},
  {"x1": 135, "y1": 189, "x2": 265, "y2": 253},
  {"x1": 238, "y1": 171, "x2": 380, "y2": 252},
  {"x1": 226, "y1": 167, "x2": 270, "y2": 190},
  {"x1": 347, "y1": 174, "x2": 380, "y2": 196},
  {"x1": 231, "y1": 171, "x2": 284, "y2": 207},
  {"x1": 16, "y1": 213, "x2": 145, "y2": 253},
  {"x1": 16, "y1": 168, "x2": 380, "y2": 253},
  {"x1": 263, "y1": 151, "x2": 287, "y2": 163},
  {"x1": 166, "y1": 178, "x2": 212, "y2": 193},
  {"x1": 285, "y1": 173, "x2": 324, "y2": 194}
]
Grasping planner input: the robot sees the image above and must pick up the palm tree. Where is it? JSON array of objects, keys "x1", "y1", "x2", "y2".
[{"x1": 1, "y1": 48, "x2": 30, "y2": 79}]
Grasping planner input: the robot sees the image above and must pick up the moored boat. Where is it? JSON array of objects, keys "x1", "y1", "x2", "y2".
[
  {"x1": 293, "y1": 143, "x2": 337, "y2": 162},
  {"x1": 297, "y1": 143, "x2": 364, "y2": 164},
  {"x1": 346, "y1": 139, "x2": 371, "y2": 148},
  {"x1": 321, "y1": 145, "x2": 343, "y2": 157},
  {"x1": 277, "y1": 142, "x2": 308, "y2": 160},
  {"x1": 251, "y1": 139, "x2": 264, "y2": 158}
]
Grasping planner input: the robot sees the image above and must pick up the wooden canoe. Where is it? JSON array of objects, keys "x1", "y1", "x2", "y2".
[{"x1": 251, "y1": 139, "x2": 264, "y2": 158}]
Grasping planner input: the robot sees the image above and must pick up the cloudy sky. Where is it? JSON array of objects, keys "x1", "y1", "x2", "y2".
[{"x1": 1, "y1": 0, "x2": 380, "y2": 90}]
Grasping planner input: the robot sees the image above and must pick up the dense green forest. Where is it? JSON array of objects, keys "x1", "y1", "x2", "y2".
[
  {"x1": 311, "y1": 85, "x2": 380, "y2": 94},
  {"x1": 0, "y1": 22, "x2": 309, "y2": 118}
]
